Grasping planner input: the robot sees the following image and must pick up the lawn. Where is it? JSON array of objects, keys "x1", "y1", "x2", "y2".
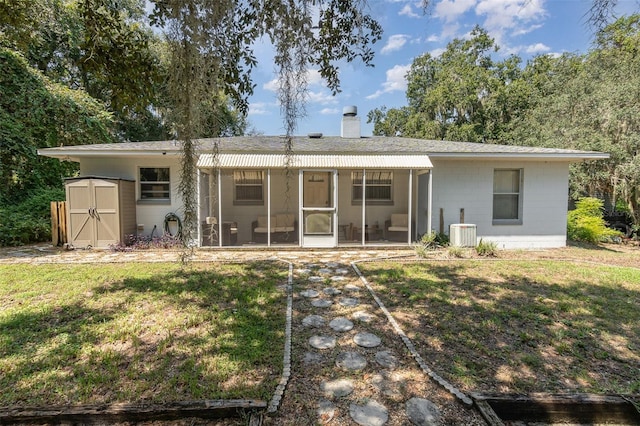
[
  {"x1": 0, "y1": 262, "x2": 288, "y2": 407},
  {"x1": 359, "y1": 258, "x2": 640, "y2": 395}
]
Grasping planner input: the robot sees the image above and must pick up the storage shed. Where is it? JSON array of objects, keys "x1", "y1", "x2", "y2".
[{"x1": 65, "y1": 177, "x2": 136, "y2": 248}]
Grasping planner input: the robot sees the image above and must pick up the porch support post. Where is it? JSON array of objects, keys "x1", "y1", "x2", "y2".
[
  {"x1": 361, "y1": 168, "x2": 366, "y2": 246},
  {"x1": 298, "y1": 170, "x2": 303, "y2": 244},
  {"x1": 428, "y1": 169, "x2": 433, "y2": 236},
  {"x1": 217, "y1": 168, "x2": 222, "y2": 248},
  {"x1": 408, "y1": 169, "x2": 413, "y2": 244},
  {"x1": 267, "y1": 168, "x2": 271, "y2": 247},
  {"x1": 197, "y1": 169, "x2": 201, "y2": 247}
]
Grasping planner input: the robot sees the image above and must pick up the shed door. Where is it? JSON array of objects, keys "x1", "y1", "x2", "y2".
[
  {"x1": 92, "y1": 179, "x2": 120, "y2": 247},
  {"x1": 66, "y1": 180, "x2": 95, "y2": 248}
]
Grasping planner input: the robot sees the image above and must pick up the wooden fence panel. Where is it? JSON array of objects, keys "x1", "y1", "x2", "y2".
[{"x1": 50, "y1": 201, "x2": 68, "y2": 246}]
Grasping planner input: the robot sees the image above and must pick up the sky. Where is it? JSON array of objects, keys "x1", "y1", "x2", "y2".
[{"x1": 245, "y1": 0, "x2": 638, "y2": 137}]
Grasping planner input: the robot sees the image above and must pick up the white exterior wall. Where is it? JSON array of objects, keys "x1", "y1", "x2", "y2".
[
  {"x1": 79, "y1": 156, "x2": 183, "y2": 239},
  {"x1": 430, "y1": 159, "x2": 570, "y2": 249}
]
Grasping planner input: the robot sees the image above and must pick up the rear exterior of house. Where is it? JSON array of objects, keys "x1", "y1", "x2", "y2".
[{"x1": 39, "y1": 109, "x2": 608, "y2": 249}]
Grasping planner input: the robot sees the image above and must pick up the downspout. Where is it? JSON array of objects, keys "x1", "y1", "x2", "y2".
[
  {"x1": 361, "y1": 169, "x2": 366, "y2": 246},
  {"x1": 217, "y1": 168, "x2": 222, "y2": 248},
  {"x1": 267, "y1": 168, "x2": 271, "y2": 247},
  {"x1": 408, "y1": 169, "x2": 413, "y2": 244}
]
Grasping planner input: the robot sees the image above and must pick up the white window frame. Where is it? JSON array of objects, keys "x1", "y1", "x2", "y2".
[
  {"x1": 492, "y1": 168, "x2": 523, "y2": 225},
  {"x1": 351, "y1": 170, "x2": 393, "y2": 205},
  {"x1": 139, "y1": 167, "x2": 170, "y2": 203},
  {"x1": 234, "y1": 170, "x2": 264, "y2": 205}
]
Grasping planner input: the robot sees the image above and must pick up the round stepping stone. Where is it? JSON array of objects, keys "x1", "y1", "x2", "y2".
[
  {"x1": 308, "y1": 276, "x2": 324, "y2": 283},
  {"x1": 320, "y1": 378, "x2": 354, "y2": 398},
  {"x1": 339, "y1": 297, "x2": 359, "y2": 307},
  {"x1": 375, "y1": 350, "x2": 398, "y2": 369},
  {"x1": 344, "y1": 284, "x2": 361, "y2": 292},
  {"x1": 329, "y1": 317, "x2": 354, "y2": 332},
  {"x1": 303, "y1": 351, "x2": 323, "y2": 364},
  {"x1": 323, "y1": 287, "x2": 342, "y2": 296},
  {"x1": 326, "y1": 262, "x2": 340, "y2": 268},
  {"x1": 309, "y1": 335, "x2": 336, "y2": 350},
  {"x1": 335, "y1": 268, "x2": 350, "y2": 275},
  {"x1": 330, "y1": 275, "x2": 346, "y2": 282},
  {"x1": 317, "y1": 399, "x2": 336, "y2": 424},
  {"x1": 318, "y1": 268, "x2": 333, "y2": 274},
  {"x1": 354, "y1": 332, "x2": 381, "y2": 348},
  {"x1": 300, "y1": 289, "x2": 320, "y2": 298},
  {"x1": 352, "y1": 310, "x2": 375, "y2": 323},
  {"x1": 296, "y1": 268, "x2": 311, "y2": 275},
  {"x1": 311, "y1": 299, "x2": 333, "y2": 308},
  {"x1": 406, "y1": 397, "x2": 441, "y2": 426},
  {"x1": 302, "y1": 314, "x2": 325, "y2": 327},
  {"x1": 349, "y1": 400, "x2": 388, "y2": 426},
  {"x1": 336, "y1": 351, "x2": 367, "y2": 371}
]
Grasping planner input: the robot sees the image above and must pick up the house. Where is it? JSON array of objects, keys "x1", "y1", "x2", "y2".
[{"x1": 39, "y1": 106, "x2": 608, "y2": 249}]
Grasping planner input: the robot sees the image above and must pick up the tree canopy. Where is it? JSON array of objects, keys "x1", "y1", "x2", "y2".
[{"x1": 368, "y1": 15, "x2": 640, "y2": 228}]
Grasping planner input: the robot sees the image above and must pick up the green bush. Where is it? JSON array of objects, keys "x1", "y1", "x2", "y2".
[
  {"x1": 415, "y1": 232, "x2": 448, "y2": 257},
  {"x1": 0, "y1": 187, "x2": 65, "y2": 246},
  {"x1": 476, "y1": 239, "x2": 498, "y2": 257},
  {"x1": 567, "y1": 197, "x2": 622, "y2": 244}
]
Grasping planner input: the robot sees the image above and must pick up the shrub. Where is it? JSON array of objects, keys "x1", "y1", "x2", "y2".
[
  {"x1": 448, "y1": 246, "x2": 466, "y2": 258},
  {"x1": 415, "y1": 232, "x2": 447, "y2": 257},
  {"x1": 0, "y1": 187, "x2": 65, "y2": 246},
  {"x1": 110, "y1": 233, "x2": 183, "y2": 251},
  {"x1": 476, "y1": 239, "x2": 498, "y2": 257},
  {"x1": 567, "y1": 197, "x2": 622, "y2": 244}
]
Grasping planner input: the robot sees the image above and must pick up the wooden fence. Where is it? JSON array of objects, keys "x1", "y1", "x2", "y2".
[{"x1": 51, "y1": 201, "x2": 68, "y2": 246}]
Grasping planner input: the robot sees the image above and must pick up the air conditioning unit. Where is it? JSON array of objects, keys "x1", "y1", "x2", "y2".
[{"x1": 450, "y1": 224, "x2": 477, "y2": 247}]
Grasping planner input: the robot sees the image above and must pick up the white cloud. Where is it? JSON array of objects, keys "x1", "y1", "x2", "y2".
[
  {"x1": 263, "y1": 69, "x2": 324, "y2": 93},
  {"x1": 399, "y1": 3, "x2": 420, "y2": 18},
  {"x1": 430, "y1": 47, "x2": 446, "y2": 58},
  {"x1": 248, "y1": 102, "x2": 271, "y2": 116},
  {"x1": 434, "y1": 0, "x2": 476, "y2": 23},
  {"x1": 366, "y1": 64, "x2": 411, "y2": 99},
  {"x1": 381, "y1": 34, "x2": 410, "y2": 54},
  {"x1": 308, "y1": 90, "x2": 338, "y2": 105},
  {"x1": 426, "y1": 34, "x2": 440, "y2": 43},
  {"x1": 320, "y1": 108, "x2": 340, "y2": 115},
  {"x1": 525, "y1": 42, "x2": 550, "y2": 54},
  {"x1": 263, "y1": 78, "x2": 278, "y2": 92},
  {"x1": 475, "y1": 0, "x2": 547, "y2": 46}
]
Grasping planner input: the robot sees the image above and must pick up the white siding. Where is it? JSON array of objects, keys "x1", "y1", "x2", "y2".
[{"x1": 430, "y1": 159, "x2": 569, "y2": 249}]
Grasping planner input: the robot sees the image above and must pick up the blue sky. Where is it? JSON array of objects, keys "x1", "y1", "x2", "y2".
[{"x1": 246, "y1": 0, "x2": 637, "y2": 137}]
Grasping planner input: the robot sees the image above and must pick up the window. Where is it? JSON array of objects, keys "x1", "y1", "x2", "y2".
[
  {"x1": 140, "y1": 167, "x2": 170, "y2": 201},
  {"x1": 493, "y1": 169, "x2": 522, "y2": 223},
  {"x1": 352, "y1": 170, "x2": 393, "y2": 204},
  {"x1": 234, "y1": 170, "x2": 263, "y2": 204}
]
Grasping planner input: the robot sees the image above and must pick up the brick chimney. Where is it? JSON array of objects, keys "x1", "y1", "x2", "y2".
[{"x1": 341, "y1": 106, "x2": 360, "y2": 138}]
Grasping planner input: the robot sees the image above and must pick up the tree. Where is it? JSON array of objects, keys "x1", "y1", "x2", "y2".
[{"x1": 149, "y1": 0, "x2": 383, "y2": 246}]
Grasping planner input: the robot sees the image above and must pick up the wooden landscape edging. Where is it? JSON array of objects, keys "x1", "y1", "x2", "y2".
[
  {"x1": 472, "y1": 393, "x2": 640, "y2": 425},
  {"x1": 0, "y1": 399, "x2": 267, "y2": 425}
]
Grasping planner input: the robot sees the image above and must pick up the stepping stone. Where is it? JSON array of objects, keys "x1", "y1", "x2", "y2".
[
  {"x1": 326, "y1": 262, "x2": 340, "y2": 268},
  {"x1": 344, "y1": 284, "x2": 361, "y2": 292},
  {"x1": 329, "y1": 317, "x2": 354, "y2": 332},
  {"x1": 330, "y1": 276, "x2": 346, "y2": 282},
  {"x1": 335, "y1": 268, "x2": 350, "y2": 275},
  {"x1": 320, "y1": 378, "x2": 354, "y2": 398},
  {"x1": 296, "y1": 268, "x2": 312, "y2": 275},
  {"x1": 300, "y1": 289, "x2": 320, "y2": 298},
  {"x1": 352, "y1": 310, "x2": 375, "y2": 323},
  {"x1": 308, "y1": 276, "x2": 324, "y2": 283},
  {"x1": 339, "y1": 297, "x2": 359, "y2": 307},
  {"x1": 318, "y1": 268, "x2": 333, "y2": 274},
  {"x1": 317, "y1": 399, "x2": 336, "y2": 424},
  {"x1": 323, "y1": 287, "x2": 342, "y2": 296},
  {"x1": 375, "y1": 350, "x2": 399, "y2": 369},
  {"x1": 302, "y1": 314, "x2": 325, "y2": 327},
  {"x1": 309, "y1": 335, "x2": 336, "y2": 350},
  {"x1": 336, "y1": 351, "x2": 367, "y2": 371},
  {"x1": 354, "y1": 332, "x2": 381, "y2": 348},
  {"x1": 311, "y1": 299, "x2": 333, "y2": 308},
  {"x1": 303, "y1": 351, "x2": 323, "y2": 364},
  {"x1": 371, "y1": 372, "x2": 404, "y2": 399},
  {"x1": 405, "y1": 397, "x2": 441, "y2": 426},
  {"x1": 349, "y1": 400, "x2": 388, "y2": 426}
]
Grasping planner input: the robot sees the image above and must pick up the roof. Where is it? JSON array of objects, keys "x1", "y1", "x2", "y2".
[{"x1": 38, "y1": 135, "x2": 609, "y2": 164}]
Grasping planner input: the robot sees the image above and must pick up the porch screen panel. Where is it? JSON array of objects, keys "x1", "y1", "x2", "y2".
[
  {"x1": 352, "y1": 171, "x2": 393, "y2": 203},
  {"x1": 234, "y1": 170, "x2": 263, "y2": 204}
]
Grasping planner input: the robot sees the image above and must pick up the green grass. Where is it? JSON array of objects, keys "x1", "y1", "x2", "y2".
[
  {"x1": 360, "y1": 260, "x2": 640, "y2": 394},
  {"x1": 0, "y1": 262, "x2": 287, "y2": 406}
]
